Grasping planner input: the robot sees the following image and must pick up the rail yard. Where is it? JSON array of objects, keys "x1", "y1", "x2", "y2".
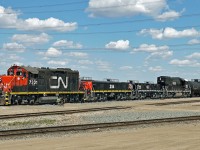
[
  {"x1": 0, "y1": 97, "x2": 200, "y2": 149},
  {"x1": 1, "y1": 0, "x2": 200, "y2": 149}
]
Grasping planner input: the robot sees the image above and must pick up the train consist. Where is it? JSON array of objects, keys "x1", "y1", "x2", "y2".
[{"x1": 0, "y1": 64, "x2": 200, "y2": 105}]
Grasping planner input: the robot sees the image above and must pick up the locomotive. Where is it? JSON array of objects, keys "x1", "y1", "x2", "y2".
[
  {"x1": 0, "y1": 64, "x2": 200, "y2": 105},
  {"x1": 157, "y1": 76, "x2": 191, "y2": 98},
  {"x1": 80, "y1": 78, "x2": 132, "y2": 101},
  {"x1": 0, "y1": 65, "x2": 81, "y2": 105},
  {"x1": 188, "y1": 79, "x2": 200, "y2": 97}
]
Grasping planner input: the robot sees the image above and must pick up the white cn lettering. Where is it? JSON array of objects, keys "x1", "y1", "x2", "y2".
[
  {"x1": 110, "y1": 84, "x2": 114, "y2": 89},
  {"x1": 50, "y1": 76, "x2": 68, "y2": 89}
]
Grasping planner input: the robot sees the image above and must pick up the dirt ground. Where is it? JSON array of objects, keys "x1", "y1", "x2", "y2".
[
  {"x1": 0, "y1": 122, "x2": 200, "y2": 150},
  {"x1": 0, "y1": 97, "x2": 200, "y2": 115},
  {"x1": 1, "y1": 98, "x2": 200, "y2": 149}
]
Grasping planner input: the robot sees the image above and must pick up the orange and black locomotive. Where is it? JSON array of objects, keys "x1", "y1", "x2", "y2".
[
  {"x1": 0, "y1": 65, "x2": 81, "y2": 105},
  {"x1": 0, "y1": 64, "x2": 200, "y2": 105}
]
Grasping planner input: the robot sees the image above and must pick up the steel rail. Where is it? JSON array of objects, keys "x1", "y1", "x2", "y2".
[
  {"x1": 0, "y1": 115, "x2": 200, "y2": 137},
  {"x1": 149, "y1": 100, "x2": 200, "y2": 106},
  {"x1": 0, "y1": 106, "x2": 131, "y2": 120}
]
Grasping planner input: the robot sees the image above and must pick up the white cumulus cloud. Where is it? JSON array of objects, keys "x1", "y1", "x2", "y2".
[
  {"x1": 186, "y1": 52, "x2": 200, "y2": 59},
  {"x1": 19, "y1": 17, "x2": 77, "y2": 32},
  {"x1": 38, "y1": 47, "x2": 62, "y2": 58},
  {"x1": 146, "y1": 51, "x2": 173, "y2": 60},
  {"x1": 87, "y1": 0, "x2": 181, "y2": 21},
  {"x1": 169, "y1": 59, "x2": 200, "y2": 67},
  {"x1": 87, "y1": 0, "x2": 166, "y2": 17},
  {"x1": 133, "y1": 44, "x2": 169, "y2": 52},
  {"x1": 0, "y1": 6, "x2": 18, "y2": 27},
  {"x1": 3, "y1": 42, "x2": 26, "y2": 52},
  {"x1": 133, "y1": 44, "x2": 173, "y2": 60},
  {"x1": 53, "y1": 40, "x2": 83, "y2": 49},
  {"x1": 149, "y1": 66, "x2": 163, "y2": 72},
  {"x1": 155, "y1": 10, "x2": 183, "y2": 21},
  {"x1": 140, "y1": 27, "x2": 199, "y2": 40},
  {"x1": 12, "y1": 33, "x2": 50, "y2": 45},
  {"x1": 47, "y1": 60, "x2": 68, "y2": 66},
  {"x1": 188, "y1": 39, "x2": 200, "y2": 45},
  {"x1": 0, "y1": 6, "x2": 77, "y2": 32},
  {"x1": 105, "y1": 40, "x2": 129, "y2": 50},
  {"x1": 67, "y1": 52, "x2": 88, "y2": 58}
]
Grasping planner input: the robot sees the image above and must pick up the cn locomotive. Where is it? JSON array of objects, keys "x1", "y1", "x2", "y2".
[
  {"x1": 0, "y1": 65, "x2": 81, "y2": 105},
  {"x1": 0, "y1": 64, "x2": 200, "y2": 105}
]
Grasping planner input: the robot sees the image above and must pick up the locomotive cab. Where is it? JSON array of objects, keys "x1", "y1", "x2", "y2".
[{"x1": 157, "y1": 76, "x2": 191, "y2": 98}]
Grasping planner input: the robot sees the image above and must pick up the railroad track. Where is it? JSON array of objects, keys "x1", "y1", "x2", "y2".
[
  {"x1": 148, "y1": 99, "x2": 200, "y2": 106},
  {"x1": 1, "y1": 115, "x2": 200, "y2": 138},
  {"x1": 0, "y1": 106, "x2": 131, "y2": 120}
]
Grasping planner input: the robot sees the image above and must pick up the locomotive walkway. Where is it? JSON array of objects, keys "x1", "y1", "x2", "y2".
[{"x1": 0, "y1": 115, "x2": 200, "y2": 138}]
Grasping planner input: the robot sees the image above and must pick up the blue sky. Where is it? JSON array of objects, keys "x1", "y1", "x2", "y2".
[{"x1": 1, "y1": 0, "x2": 200, "y2": 82}]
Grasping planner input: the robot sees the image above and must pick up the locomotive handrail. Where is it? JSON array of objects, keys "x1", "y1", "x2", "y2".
[{"x1": 8, "y1": 76, "x2": 16, "y2": 87}]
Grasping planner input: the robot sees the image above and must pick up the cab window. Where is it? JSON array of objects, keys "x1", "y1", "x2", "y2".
[
  {"x1": 8, "y1": 71, "x2": 14, "y2": 76},
  {"x1": 16, "y1": 71, "x2": 22, "y2": 76},
  {"x1": 23, "y1": 72, "x2": 27, "y2": 78}
]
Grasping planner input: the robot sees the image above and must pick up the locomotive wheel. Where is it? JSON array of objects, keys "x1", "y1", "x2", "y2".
[
  {"x1": 29, "y1": 99, "x2": 35, "y2": 105},
  {"x1": 101, "y1": 95, "x2": 107, "y2": 102},
  {"x1": 15, "y1": 99, "x2": 22, "y2": 105}
]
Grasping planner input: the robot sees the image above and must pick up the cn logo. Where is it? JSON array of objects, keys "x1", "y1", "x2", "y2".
[{"x1": 50, "y1": 76, "x2": 68, "y2": 89}]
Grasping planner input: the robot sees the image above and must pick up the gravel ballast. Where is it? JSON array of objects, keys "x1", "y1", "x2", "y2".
[{"x1": 1, "y1": 98, "x2": 200, "y2": 131}]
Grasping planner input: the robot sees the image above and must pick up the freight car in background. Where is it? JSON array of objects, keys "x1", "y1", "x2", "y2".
[
  {"x1": 80, "y1": 78, "x2": 132, "y2": 101},
  {"x1": 188, "y1": 79, "x2": 200, "y2": 97},
  {"x1": 71, "y1": 76, "x2": 193, "y2": 102},
  {"x1": 0, "y1": 64, "x2": 200, "y2": 105},
  {"x1": 157, "y1": 76, "x2": 191, "y2": 98},
  {"x1": 128, "y1": 80, "x2": 163, "y2": 99}
]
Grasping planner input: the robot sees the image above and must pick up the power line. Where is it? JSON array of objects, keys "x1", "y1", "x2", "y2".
[
  {"x1": 1, "y1": 43, "x2": 200, "y2": 51},
  {"x1": 45, "y1": 43, "x2": 200, "y2": 50},
  {"x1": 0, "y1": 28, "x2": 137, "y2": 35},
  {"x1": 0, "y1": 12, "x2": 200, "y2": 31},
  {"x1": 0, "y1": 24, "x2": 200, "y2": 35},
  {"x1": 10, "y1": 0, "x2": 169, "y2": 9},
  {"x1": 0, "y1": 0, "x2": 172, "y2": 14},
  {"x1": 12, "y1": 1, "x2": 88, "y2": 9}
]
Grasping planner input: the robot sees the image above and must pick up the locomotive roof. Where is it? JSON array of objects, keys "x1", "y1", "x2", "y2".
[
  {"x1": 22, "y1": 66, "x2": 78, "y2": 74},
  {"x1": 22, "y1": 66, "x2": 39, "y2": 74},
  {"x1": 9, "y1": 65, "x2": 78, "y2": 75}
]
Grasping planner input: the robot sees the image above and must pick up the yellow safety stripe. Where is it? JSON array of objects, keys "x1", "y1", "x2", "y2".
[
  {"x1": 10, "y1": 90, "x2": 132, "y2": 95},
  {"x1": 10, "y1": 91, "x2": 84, "y2": 95},
  {"x1": 93, "y1": 90, "x2": 132, "y2": 93}
]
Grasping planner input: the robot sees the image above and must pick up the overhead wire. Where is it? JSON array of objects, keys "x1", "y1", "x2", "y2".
[
  {"x1": 0, "y1": 0, "x2": 173, "y2": 14},
  {"x1": 1, "y1": 1, "x2": 200, "y2": 53},
  {"x1": 1, "y1": 42, "x2": 200, "y2": 52},
  {"x1": 0, "y1": 0, "x2": 198, "y2": 30},
  {"x1": 11, "y1": 0, "x2": 170, "y2": 9},
  {"x1": 12, "y1": 1, "x2": 88, "y2": 9},
  {"x1": 0, "y1": 12, "x2": 200, "y2": 31},
  {"x1": 0, "y1": 24, "x2": 200, "y2": 35}
]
